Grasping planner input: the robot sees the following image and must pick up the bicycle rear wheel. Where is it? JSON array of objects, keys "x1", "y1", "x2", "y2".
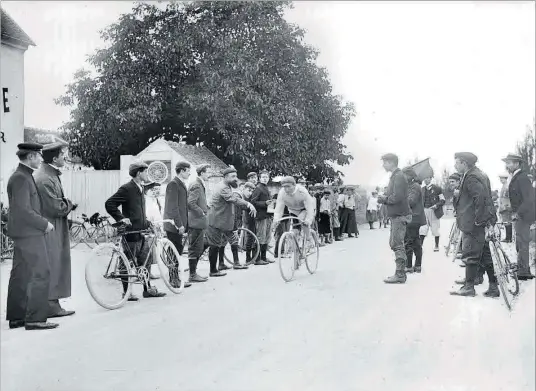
[
  {"x1": 489, "y1": 241, "x2": 519, "y2": 311},
  {"x1": 156, "y1": 238, "x2": 186, "y2": 294},
  {"x1": 85, "y1": 243, "x2": 133, "y2": 310},
  {"x1": 224, "y1": 227, "x2": 260, "y2": 265},
  {"x1": 445, "y1": 224, "x2": 457, "y2": 256},
  {"x1": 278, "y1": 232, "x2": 297, "y2": 282},
  {"x1": 305, "y1": 230, "x2": 320, "y2": 274}
]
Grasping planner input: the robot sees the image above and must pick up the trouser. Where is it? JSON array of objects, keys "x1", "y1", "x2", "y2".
[
  {"x1": 166, "y1": 231, "x2": 185, "y2": 280},
  {"x1": 6, "y1": 236, "x2": 51, "y2": 323},
  {"x1": 123, "y1": 238, "x2": 153, "y2": 292},
  {"x1": 187, "y1": 228, "x2": 207, "y2": 275},
  {"x1": 405, "y1": 225, "x2": 423, "y2": 268},
  {"x1": 515, "y1": 219, "x2": 532, "y2": 275},
  {"x1": 461, "y1": 228, "x2": 496, "y2": 284},
  {"x1": 389, "y1": 216, "x2": 410, "y2": 271},
  {"x1": 504, "y1": 223, "x2": 513, "y2": 241}
]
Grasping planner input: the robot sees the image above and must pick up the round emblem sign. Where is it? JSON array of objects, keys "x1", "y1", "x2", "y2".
[{"x1": 147, "y1": 161, "x2": 169, "y2": 184}]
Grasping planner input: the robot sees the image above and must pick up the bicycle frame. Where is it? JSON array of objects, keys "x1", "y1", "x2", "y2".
[{"x1": 274, "y1": 216, "x2": 315, "y2": 262}]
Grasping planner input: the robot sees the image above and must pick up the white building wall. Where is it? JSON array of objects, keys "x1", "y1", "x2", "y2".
[{"x1": 0, "y1": 43, "x2": 26, "y2": 204}]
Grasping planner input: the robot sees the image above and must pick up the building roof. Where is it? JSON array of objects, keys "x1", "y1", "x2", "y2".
[
  {"x1": 1, "y1": 8, "x2": 36, "y2": 48},
  {"x1": 166, "y1": 141, "x2": 228, "y2": 175}
]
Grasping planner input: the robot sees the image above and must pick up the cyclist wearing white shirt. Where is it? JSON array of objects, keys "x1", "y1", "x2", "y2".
[{"x1": 273, "y1": 176, "x2": 316, "y2": 239}]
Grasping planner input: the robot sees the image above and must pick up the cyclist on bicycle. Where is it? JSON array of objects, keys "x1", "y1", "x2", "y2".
[{"x1": 273, "y1": 176, "x2": 316, "y2": 241}]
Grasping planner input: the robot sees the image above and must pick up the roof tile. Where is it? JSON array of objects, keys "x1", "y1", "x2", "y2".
[{"x1": 166, "y1": 141, "x2": 228, "y2": 176}]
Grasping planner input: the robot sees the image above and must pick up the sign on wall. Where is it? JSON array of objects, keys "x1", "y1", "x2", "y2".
[{"x1": 1, "y1": 87, "x2": 8, "y2": 143}]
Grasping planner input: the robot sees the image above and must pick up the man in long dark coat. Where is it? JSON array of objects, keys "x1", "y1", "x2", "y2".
[
  {"x1": 450, "y1": 152, "x2": 499, "y2": 298},
  {"x1": 34, "y1": 141, "x2": 77, "y2": 318},
  {"x1": 6, "y1": 143, "x2": 58, "y2": 330},
  {"x1": 503, "y1": 153, "x2": 536, "y2": 280}
]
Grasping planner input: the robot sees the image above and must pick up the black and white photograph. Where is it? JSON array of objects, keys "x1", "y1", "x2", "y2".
[{"x1": 0, "y1": 1, "x2": 535, "y2": 390}]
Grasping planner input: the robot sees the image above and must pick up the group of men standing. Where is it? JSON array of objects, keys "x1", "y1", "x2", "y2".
[
  {"x1": 378, "y1": 150, "x2": 535, "y2": 298},
  {"x1": 5, "y1": 142, "x2": 76, "y2": 331}
]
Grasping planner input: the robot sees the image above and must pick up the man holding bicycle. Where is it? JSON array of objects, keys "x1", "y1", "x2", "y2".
[
  {"x1": 105, "y1": 161, "x2": 166, "y2": 300},
  {"x1": 450, "y1": 152, "x2": 499, "y2": 298}
]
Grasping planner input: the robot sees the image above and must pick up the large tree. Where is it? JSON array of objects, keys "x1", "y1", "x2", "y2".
[
  {"x1": 515, "y1": 120, "x2": 536, "y2": 179},
  {"x1": 56, "y1": 1, "x2": 355, "y2": 181}
]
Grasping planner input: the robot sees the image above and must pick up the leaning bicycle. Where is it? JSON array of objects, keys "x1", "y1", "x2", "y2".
[
  {"x1": 85, "y1": 219, "x2": 186, "y2": 310},
  {"x1": 445, "y1": 222, "x2": 461, "y2": 259},
  {"x1": 223, "y1": 227, "x2": 260, "y2": 266},
  {"x1": 487, "y1": 224, "x2": 519, "y2": 311},
  {"x1": 275, "y1": 216, "x2": 320, "y2": 282}
]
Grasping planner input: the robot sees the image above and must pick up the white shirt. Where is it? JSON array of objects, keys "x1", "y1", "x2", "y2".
[
  {"x1": 367, "y1": 196, "x2": 378, "y2": 211},
  {"x1": 319, "y1": 197, "x2": 331, "y2": 213}
]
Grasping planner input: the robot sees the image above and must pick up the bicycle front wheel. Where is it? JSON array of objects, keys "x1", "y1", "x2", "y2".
[
  {"x1": 489, "y1": 241, "x2": 518, "y2": 311},
  {"x1": 278, "y1": 232, "x2": 297, "y2": 282},
  {"x1": 305, "y1": 230, "x2": 320, "y2": 274},
  {"x1": 445, "y1": 224, "x2": 457, "y2": 256},
  {"x1": 224, "y1": 227, "x2": 260, "y2": 265},
  {"x1": 85, "y1": 243, "x2": 133, "y2": 310},
  {"x1": 156, "y1": 238, "x2": 186, "y2": 294}
]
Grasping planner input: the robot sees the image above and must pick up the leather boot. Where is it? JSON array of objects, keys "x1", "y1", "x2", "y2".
[
  {"x1": 384, "y1": 270, "x2": 407, "y2": 284},
  {"x1": 483, "y1": 282, "x2": 500, "y2": 297},
  {"x1": 450, "y1": 264, "x2": 476, "y2": 296},
  {"x1": 255, "y1": 245, "x2": 269, "y2": 265},
  {"x1": 245, "y1": 249, "x2": 253, "y2": 266}
]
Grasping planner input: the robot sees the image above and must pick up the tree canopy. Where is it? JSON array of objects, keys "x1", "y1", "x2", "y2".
[
  {"x1": 515, "y1": 120, "x2": 536, "y2": 179},
  {"x1": 56, "y1": 1, "x2": 355, "y2": 181}
]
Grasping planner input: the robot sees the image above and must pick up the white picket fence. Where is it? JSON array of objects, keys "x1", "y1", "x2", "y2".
[{"x1": 62, "y1": 170, "x2": 121, "y2": 219}]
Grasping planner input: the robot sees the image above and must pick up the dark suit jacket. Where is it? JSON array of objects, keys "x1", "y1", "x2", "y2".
[
  {"x1": 250, "y1": 183, "x2": 272, "y2": 221},
  {"x1": 188, "y1": 178, "x2": 209, "y2": 230},
  {"x1": 454, "y1": 167, "x2": 496, "y2": 233},
  {"x1": 6, "y1": 163, "x2": 49, "y2": 239},
  {"x1": 164, "y1": 177, "x2": 188, "y2": 233},
  {"x1": 382, "y1": 168, "x2": 411, "y2": 217},
  {"x1": 105, "y1": 180, "x2": 155, "y2": 240},
  {"x1": 508, "y1": 170, "x2": 535, "y2": 222},
  {"x1": 208, "y1": 183, "x2": 249, "y2": 231},
  {"x1": 407, "y1": 181, "x2": 426, "y2": 227}
]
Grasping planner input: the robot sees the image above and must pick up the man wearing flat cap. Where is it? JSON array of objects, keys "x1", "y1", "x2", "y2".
[
  {"x1": 34, "y1": 141, "x2": 77, "y2": 318},
  {"x1": 163, "y1": 161, "x2": 192, "y2": 288},
  {"x1": 205, "y1": 167, "x2": 256, "y2": 277},
  {"x1": 503, "y1": 153, "x2": 535, "y2": 280},
  {"x1": 251, "y1": 170, "x2": 276, "y2": 264},
  {"x1": 186, "y1": 164, "x2": 211, "y2": 283},
  {"x1": 451, "y1": 152, "x2": 499, "y2": 297},
  {"x1": 6, "y1": 143, "x2": 58, "y2": 330},
  {"x1": 377, "y1": 153, "x2": 411, "y2": 284},
  {"x1": 105, "y1": 160, "x2": 165, "y2": 300}
]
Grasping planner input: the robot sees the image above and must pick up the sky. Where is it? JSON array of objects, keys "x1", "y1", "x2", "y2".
[{"x1": 2, "y1": 1, "x2": 535, "y2": 190}]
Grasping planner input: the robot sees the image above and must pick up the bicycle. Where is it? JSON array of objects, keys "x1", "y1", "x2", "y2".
[
  {"x1": 445, "y1": 221, "x2": 461, "y2": 260},
  {"x1": 487, "y1": 224, "x2": 519, "y2": 311},
  {"x1": 70, "y1": 213, "x2": 114, "y2": 249},
  {"x1": 223, "y1": 227, "x2": 260, "y2": 265},
  {"x1": 275, "y1": 216, "x2": 320, "y2": 282},
  {"x1": 85, "y1": 219, "x2": 186, "y2": 310},
  {"x1": 1, "y1": 222, "x2": 13, "y2": 262}
]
